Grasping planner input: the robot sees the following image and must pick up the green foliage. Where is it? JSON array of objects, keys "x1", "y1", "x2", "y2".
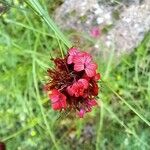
[{"x1": 0, "y1": 0, "x2": 150, "y2": 150}]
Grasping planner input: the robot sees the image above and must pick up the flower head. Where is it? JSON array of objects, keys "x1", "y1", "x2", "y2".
[
  {"x1": 90, "y1": 27, "x2": 101, "y2": 38},
  {"x1": 44, "y1": 47, "x2": 101, "y2": 118}
]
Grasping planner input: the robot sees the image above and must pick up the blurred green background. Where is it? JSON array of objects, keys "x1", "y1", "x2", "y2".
[{"x1": 0, "y1": 0, "x2": 150, "y2": 150}]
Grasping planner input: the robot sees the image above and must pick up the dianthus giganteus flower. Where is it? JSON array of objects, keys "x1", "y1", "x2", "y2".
[{"x1": 44, "y1": 47, "x2": 101, "y2": 118}]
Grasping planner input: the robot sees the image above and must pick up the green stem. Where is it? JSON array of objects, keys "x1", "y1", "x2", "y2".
[
  {"x1": 102, "y1": 80, "x2": 150, "y2": 127},
  {"x1": 96, "y1": 101, "x2": 104, "y2": 150},
  {"x1": 103, "y1": 103, "x2": 149, "y2": 148},
  {"x1": 25, "y1": 0, "x2": 72, "y2": 49},
  {"x1": 32, "y1": 34, "x2": 59, "y2": 150}
]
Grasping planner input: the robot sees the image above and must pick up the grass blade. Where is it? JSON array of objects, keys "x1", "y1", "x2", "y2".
[
  {"x1": 102, "y1": 80, "x2": 150, "y2": 127},
  {"x1": 25, "y1": 0, "x2": 72, "y2": 50}
]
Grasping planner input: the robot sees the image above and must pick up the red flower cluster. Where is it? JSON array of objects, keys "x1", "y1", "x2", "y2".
[{"x1": 44, "y1": 47, "x2": 100, "y2": 118}]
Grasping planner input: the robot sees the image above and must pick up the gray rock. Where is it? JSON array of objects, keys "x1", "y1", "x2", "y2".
[
  {"x1": 55, "y1": 0, "x2": 150, "y2": 57},
  {"x1": 55, "y1": 0, "x2": 115, "y2": 31},
  {"x1": 104, "y1": 0, "x2": 150, "y2": 57}
]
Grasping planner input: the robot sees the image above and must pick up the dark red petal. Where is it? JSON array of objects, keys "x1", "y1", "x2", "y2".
[
  {"x1": 88, "y1": 63, "x2": 97, "y2": 70},
  {"x1": 78, "y1": 79, "x2": 89, "y2": 89},
  {"x1": 67, "y1": 55, "x2": 73, "y2": 64},
  {"x1": 92, "y1": 83, "x2": 99, "y2": 96},
  {"x1": 86, "y1": 107, "x2": 92, "y2": 112},
  {"x1": 73, "y1": 52, "x2": 87, "y2": 64},
  {"x1": 85, "y1": 63, "x2": 97, "y2": 77},
  {"x1": 94, "y1": 73, "x2": 101, "y2": 80},
  {"x1": 70, "y1": 82, "x2": 85, "y2": 97},
  {"x1": 49, "y1": 89, "x2": 67, "y2": 110},
  {"x1": 82, "y1": 73, "x2": 91, "y2": 81},
  {"x1": 74, "y1": 63, "x2": 84, "y2": 72},
  {"x1": 88, "y1": 99, "x2": 97, "y2": 107},
  {"x1": 85, "y1": 68, "x2": 96, "y2": 77},
  {"x1": 69, "y1": 47, "x2": 79, "y2": 55},
  {"x1": 67, "y1": 86, "x2": 74, "y2": 96},
  {"x1": 84, "y1": 54, "x2": 92, "y2": 64},
  {"x1": 78, "y1": 109, "x2": 85, "y2": 118},
  {"x1": 52, "y1": 102, "x2": 62, "y2": 110},
  {"x1": 73, "y1": 56, "x2": 82, "y2": 64}
]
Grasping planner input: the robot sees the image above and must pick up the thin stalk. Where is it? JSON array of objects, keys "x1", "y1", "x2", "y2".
[
  {"x1": 96, "y1": 101, "x2": 104, "y2": 150},
  {"x1": 102, "y1": 80, "x2": 150, "y2": 127},
  {"x1": 25, "y1": 0, "x2": 72, "y2": 49},
  {"x1": 103, "y1": 103, "x2": 149, "y2": 148},
  {"x1": 32, "y1": 34, "x2": 59, "y2": 150}
]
